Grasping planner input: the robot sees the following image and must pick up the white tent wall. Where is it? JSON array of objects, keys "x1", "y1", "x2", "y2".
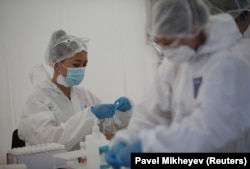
[{"x1": 0, "y1": 0, "x2": 158, "y2": 164}]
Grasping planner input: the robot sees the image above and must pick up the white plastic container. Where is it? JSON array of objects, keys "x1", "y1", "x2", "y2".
[{"x1": 85, "y1": 119, "x2": 110, "y2": 169}]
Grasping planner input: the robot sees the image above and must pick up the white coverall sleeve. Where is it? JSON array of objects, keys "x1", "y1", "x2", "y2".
[
  {"x1": 103, "y1": 110, "x2": 132, "y2": 135},
  {"x1": 139, "y1": 56, "x2": 250, "y2": 152},
  {"x1": 113, "y1": 97, "x2": 134, "y2": 130},
  {"x1": 18, "y1": 95, "x2": 96, "y2": 151},
  {"x1": 110, "y1": 59, "x2": 176, "y2": 145}
]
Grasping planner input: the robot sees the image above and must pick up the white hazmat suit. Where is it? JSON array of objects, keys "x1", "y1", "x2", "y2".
[
  {"x1": 112, "y1": 14, "x2": 250, "y2": 152},
  {"x1": 18, "y1": 74, "x2": 131, "y2": 151},
  {"x1": 18, "y1": 30, "x2": 132, "y2": 151}
]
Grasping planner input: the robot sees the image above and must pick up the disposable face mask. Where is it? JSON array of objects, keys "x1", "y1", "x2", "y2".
[
  {"x1": 57, "y1": 65, "x2": 85, "y2": 87},
  {"x1": 162, "y1": 45, "x2": 195, "y2": 63}
]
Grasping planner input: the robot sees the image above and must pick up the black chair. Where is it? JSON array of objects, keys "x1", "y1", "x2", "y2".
[{"x1": 11, "y1": 129, "x2": 25, "y2": 149}]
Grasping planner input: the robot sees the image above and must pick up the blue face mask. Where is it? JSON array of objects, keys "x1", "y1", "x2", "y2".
[{"x1": 57, "y1": 64, "x2": 85, "y2": 87}]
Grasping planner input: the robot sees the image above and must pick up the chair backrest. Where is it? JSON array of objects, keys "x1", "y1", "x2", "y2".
[{"x1": 12, "y1": 129, "x2": 25, "y2": 149}]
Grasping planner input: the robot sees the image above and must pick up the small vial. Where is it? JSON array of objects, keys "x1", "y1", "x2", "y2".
[
  {"x1": 79, "y1": 141, "x2": 87, "y2": 166},
  {"x1": 99, "y1": 145, "x2": 110, "y2": 169}
]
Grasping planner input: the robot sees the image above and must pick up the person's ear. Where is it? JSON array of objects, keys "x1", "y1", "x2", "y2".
[{"x1": 54, "y1": 63, "x2": 60, "y2": 72}]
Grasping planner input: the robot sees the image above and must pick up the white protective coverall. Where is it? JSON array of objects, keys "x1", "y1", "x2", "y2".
[
  {"x1": 112, "y1": 14, "x2": 250, "y2": 152},
  {"x1": 18, "y1": 75, "x2": 132, "y2": 151}
]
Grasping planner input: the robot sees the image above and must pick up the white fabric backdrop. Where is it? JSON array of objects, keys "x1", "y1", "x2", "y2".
[{"x1": 0, "y1": 0, "x2": 158, "y2": 164}]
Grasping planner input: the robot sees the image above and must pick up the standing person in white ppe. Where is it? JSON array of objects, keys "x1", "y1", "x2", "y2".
[
  {"x1": 18, "y1": 30, "x2": 133, "y2": 151},
  {"x1": 105, "y1": 0, "x2": 250, "y2": 168}
]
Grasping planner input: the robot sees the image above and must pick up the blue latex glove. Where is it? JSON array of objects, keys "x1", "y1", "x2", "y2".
[
  {"x1": 105, "y1": 142, "x2": 127, "y2": 169},
  {"x1": 114, "y1": 97, "x2": 132, "y2": 112},
  {"x1": 117, "y1": 140, "x2": 142, "y2": 167},
  {"x1": 90, "y1": 104, "x2": 115, "y2": 119}
]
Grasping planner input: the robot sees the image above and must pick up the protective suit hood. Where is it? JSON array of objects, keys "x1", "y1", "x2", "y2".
[
  {"x1": 29, "y1": 64, "x2": 64, "y2": 93},
  {"x1": 196, "y1": 13, "x2": 242, "y2": 56}
]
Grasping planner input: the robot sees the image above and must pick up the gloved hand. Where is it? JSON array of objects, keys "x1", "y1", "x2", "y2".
[
  {"x1": 114, "y1": 97, "x2": 132, "y2": 112},
  {"x1": 106, "y1": 140, "x2": 142, "y2": 169},
  {"x1": 105, "y1": 142, "x2": 127, "y2": 169},
  {"x1": 117, "y1": 140, "x2": 142, "y2": 167},
  {"x1": 90, "y1": 104, "x2": 115, "y2": 119}
]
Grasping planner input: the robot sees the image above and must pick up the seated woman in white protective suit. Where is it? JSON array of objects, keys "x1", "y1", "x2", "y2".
[
  {"x1": 105, "y1": 0, "x2": 250, "y2": 168},
  {"x1": 18, "y1": 30, "x2": 133, "y2": 151}
]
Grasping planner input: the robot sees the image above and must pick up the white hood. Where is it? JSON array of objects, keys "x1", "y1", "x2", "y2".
[
  {"x1": 29, "y1": 64, "x2": 61, "y2": 92},
  {"x1": 197, "y1": 13, "x2": 242, "y2": 56}
]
